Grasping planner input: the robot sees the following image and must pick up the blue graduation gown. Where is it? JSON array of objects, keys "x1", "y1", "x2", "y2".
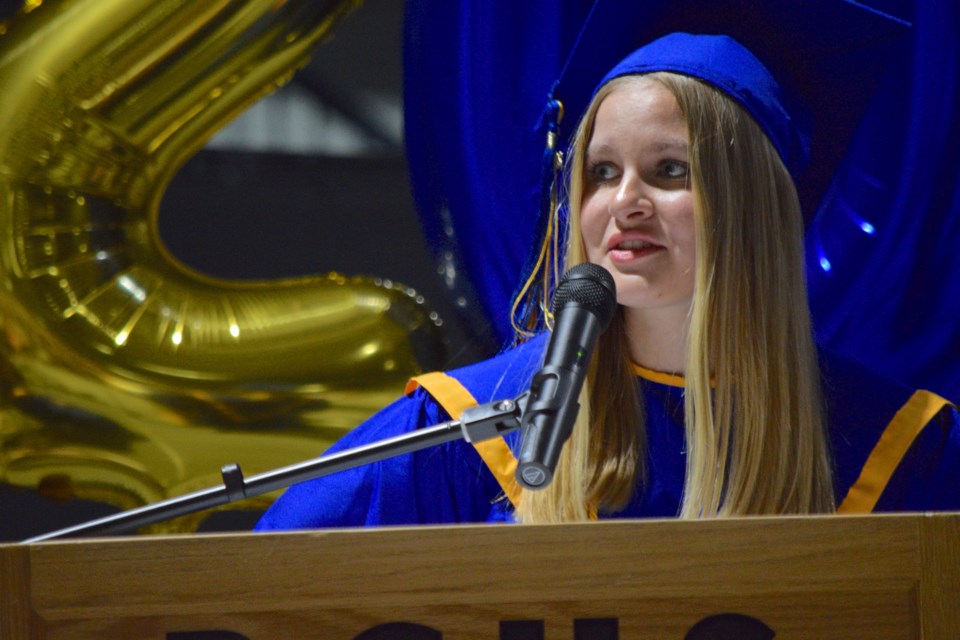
[{"x1": 255, "y1": 334, "x2": 960, "y2": 530}]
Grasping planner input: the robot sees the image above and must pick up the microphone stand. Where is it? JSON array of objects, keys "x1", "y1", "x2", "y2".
[{"x1": 23, "y1": 395, "x2": 527, "y2": 543}]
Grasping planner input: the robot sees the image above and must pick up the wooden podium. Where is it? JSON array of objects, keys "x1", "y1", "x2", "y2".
[{"x1": 2, "y1": 514, "x2": 958, "y2": 639}]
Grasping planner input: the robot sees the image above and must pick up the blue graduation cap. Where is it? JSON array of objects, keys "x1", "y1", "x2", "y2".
[
  {"x1": 513, "y1": 0, "x2": 913, "y2": 334},
  {"x1": 544, "y1": 0, "x2": 912, "y2": 217}
]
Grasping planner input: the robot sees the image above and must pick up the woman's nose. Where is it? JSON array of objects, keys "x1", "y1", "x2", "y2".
[{"x1": 609, "y1": 174, "x2": 652, "y2": 221}]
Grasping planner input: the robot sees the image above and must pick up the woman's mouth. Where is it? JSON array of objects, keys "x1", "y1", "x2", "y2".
[{"x1": 608, "y1": 239, "x2": 663, "y2": 263}]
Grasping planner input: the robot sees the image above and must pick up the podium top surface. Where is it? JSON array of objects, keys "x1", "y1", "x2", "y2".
[{"x1": 3, "y1": 513, "x2": 958, "y2": 639}]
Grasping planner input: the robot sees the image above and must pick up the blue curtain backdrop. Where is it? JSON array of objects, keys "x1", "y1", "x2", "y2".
[
  {"x1": 403, "y1": 1, "x2": 593, "y2": 353},
  {"x1": 806, "y1": 0, "x2": 960, "y2": 402},
  {"x1": 403, "y1": 0, "x2": 960, "y2": 402}
]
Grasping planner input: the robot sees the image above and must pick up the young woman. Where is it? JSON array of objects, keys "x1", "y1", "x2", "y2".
[{"x1": 255, "y1": 33, "x2": 959, "y2": 531}]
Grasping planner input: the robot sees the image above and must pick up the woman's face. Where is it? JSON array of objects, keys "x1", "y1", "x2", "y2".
[{"x1": 579, "y1": 77, "x2": 696, "y2": 316}]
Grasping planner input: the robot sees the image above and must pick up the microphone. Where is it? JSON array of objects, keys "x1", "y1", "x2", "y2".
[{"x1": 515, "y1": 263, "x2": 617, "y2": 490}]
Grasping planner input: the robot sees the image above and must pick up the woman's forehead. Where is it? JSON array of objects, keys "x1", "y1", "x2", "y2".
[{"x1": 589, "y1": 80, "x2": 688, "y2": 148}]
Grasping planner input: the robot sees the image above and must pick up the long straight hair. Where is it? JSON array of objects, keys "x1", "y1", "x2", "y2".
[{"x1": 517, "y1": 73, "x2": 835, "y2": 522}]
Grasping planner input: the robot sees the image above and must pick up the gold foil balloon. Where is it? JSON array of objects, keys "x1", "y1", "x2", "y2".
[{"x1": 0, "y1": 0, "x2": 445, "y2": 533}]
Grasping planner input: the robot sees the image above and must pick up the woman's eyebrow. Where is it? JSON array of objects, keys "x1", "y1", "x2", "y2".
[
  {"x1": 646, "y1": 139, "x2": 688, "y2": 153},
  {"x1": 586, "y1": 139, "x2": 688, "y2": 160}
]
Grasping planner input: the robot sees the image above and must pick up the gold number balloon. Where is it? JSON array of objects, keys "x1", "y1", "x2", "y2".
[{"x1": 0, "y1": 0, "x2": 444, "y2": 532}]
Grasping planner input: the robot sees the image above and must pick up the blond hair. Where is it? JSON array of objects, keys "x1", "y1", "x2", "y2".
[{"x1": 518, "y1": 73, "x2": 835, "y2": 522}]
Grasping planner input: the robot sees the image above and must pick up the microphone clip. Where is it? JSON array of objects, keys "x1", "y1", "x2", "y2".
[{"x1": 459, "y1": 393, "x2": 529, "y2": 443}]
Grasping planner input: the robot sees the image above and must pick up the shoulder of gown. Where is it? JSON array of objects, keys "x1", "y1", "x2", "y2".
[
  {"x1": 254, "y1": 335, "x2": 547, "y2": 530},
  {"x1": 820, "y1": 351, "x2": 960, "y2": 512}
]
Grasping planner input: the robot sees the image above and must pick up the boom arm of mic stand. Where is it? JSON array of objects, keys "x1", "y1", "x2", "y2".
[{"x1": 23, "y1": 395, "x2": 528, "y2": 543}]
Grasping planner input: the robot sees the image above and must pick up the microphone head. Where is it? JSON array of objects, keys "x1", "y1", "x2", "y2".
[{"x1": 552, "y1": 263, "x2": 617, "y2": 330}]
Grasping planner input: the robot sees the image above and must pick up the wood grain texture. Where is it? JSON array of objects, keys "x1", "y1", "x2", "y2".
[
  {"x1": 919, "y1": 515, "x2": 960, "y2": 638},
  {"x1": 0, "y1": 544, "x2": 40, "y2": 640},
  {"x1": 2, "y1": 514, "x2": 957, "y2": 639}
]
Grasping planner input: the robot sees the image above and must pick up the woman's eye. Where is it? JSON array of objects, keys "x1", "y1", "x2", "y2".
[
  {"x1": 660, "y1": 160, "x2": 689, "y2": 179},
  {"x1": 590, "y1": 162, "x2": 618, "y2": 182}
]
